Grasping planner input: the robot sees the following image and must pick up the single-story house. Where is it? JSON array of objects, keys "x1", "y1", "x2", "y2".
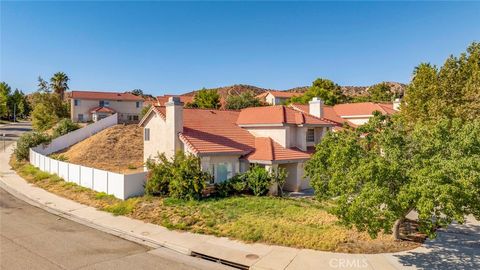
[
  {"x1": 139, "y1": 97, "x2": 335, "y2": 192},
  {"x1": 70, "y1": 91, "x2": 144, "y2": 123}
]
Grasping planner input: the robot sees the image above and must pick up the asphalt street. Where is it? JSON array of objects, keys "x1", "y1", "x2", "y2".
[
  {"x1": 0, "y1": 122, "x2": 32, "y2": 150},
  {"x1": 0, "y1": 188, "x2": 230, "y2": 270}
]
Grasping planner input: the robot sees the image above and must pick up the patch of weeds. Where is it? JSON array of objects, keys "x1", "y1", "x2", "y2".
[
  {"x1": 50, "y1": 154, "x2": 68, "y2": 161},
  {"x1": 95, "y1": 192, "x2": 115, "y2": 200},
  {"x1": 127, "y1": 164, "x2": 137, "y2": 170},
  {"x1": 104, "y1": 199, "x2": 139, "y2": 216}
]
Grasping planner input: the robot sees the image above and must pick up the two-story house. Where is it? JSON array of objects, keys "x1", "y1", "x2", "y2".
[
  {"x1": 290, "y1": 98, "x2": 400, "y2": 127},
  {"x1": 256, "y1": 91, "x2": 300, "y2": 105},
  {"x1": 70, "y1": 91, "x2": 144, "y2": 123},
  {"x1": 139, "y1": 96, "x2": 335, "y2": 192}
]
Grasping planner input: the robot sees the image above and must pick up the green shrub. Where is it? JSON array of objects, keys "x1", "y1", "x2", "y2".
[
  {"x1": 50, "y1": 154, "x2": 68, "y2": 161},
  {"x1": 52, "y1": 118, "x2": 80, "y2": 138},
  {"x1": 246, "y1": 165, "x2": 272, "y2": 196},
  {"x1": 145, "y1": 152, "x2": 210, "y2": 200},
  {"x1": 215, "y1": 173, "x2": 248, "y2": 197},
  {"x1": 14, "y1": 132, "x2": 51, "y2": 161}
]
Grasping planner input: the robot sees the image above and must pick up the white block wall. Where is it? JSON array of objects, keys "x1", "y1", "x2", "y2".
[
  {"x1": 29, "y1": 149, "x2": 146, "y2": 200},
  {"x1": 28, "y1": 113, "x2": 146, "y2": 200}
]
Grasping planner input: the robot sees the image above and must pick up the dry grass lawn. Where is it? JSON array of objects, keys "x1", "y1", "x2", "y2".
[
  {"x1": 11, "y1": 157, "x2": 421, "y2": 254},
  {"x1": 53, "y1": 124, "x2": 144, "y2": 173}
]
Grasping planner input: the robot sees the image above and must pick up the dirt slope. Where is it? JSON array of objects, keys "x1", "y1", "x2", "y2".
[{"x1": 55, "y1": 124, "x2": 143, "y2": 173}]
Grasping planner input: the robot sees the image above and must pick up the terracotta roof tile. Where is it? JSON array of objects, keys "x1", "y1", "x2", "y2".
[
  {"x1": 90, "y1": 106, "x2": 116, "y2": 113},
  {"x1": 333, "y1": 102, "x2": 396, "y2": 116},
  {"x1": 70, "y1": 91, "x2": 143, "y2": 101},
  {"x1": 290, "y1": 104, "x2": 346, "y2": 125},
  {"x1": 237, "y1": 106, "x2": 332, "y2": 126},
  {"x1": 144, "y1": 106, "x2": 312, "y2": 162}
]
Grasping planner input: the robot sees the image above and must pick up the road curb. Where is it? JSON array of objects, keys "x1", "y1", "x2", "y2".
[{"x1": 0, "y1": 177, "x2": 192, "y2": 255}]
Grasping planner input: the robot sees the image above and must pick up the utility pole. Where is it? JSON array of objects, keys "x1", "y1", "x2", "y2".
[{"x1": 13, "y1": 103, "x2": 16, "y2": 122}]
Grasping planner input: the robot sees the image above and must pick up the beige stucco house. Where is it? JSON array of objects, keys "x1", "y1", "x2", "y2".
[
  {"x1": 139, "y1": 97, "x2": 336, "y2": 191},
  {"x1": 290, "y1": 99, "x2": 400, "y2": 128},
  {"x1": 70, "y1": 91, "x2": 144, "y2": 123},
  {"x1": 256, "y1": 91, "x2": 300, "y2": 105}
]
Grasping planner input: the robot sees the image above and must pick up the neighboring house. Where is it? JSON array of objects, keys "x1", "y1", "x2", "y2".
[
  {"x1": 290, "y1": 98, "x2": 400, "y2": 128},
  {"x1": 256, "y1": 91, "x2": 300, "y2": 105},
  {"x1": 139, "y1": 97, "x2": 334, "y2": 192},
  {"x1": 70, "y1": 91, "x2": 144, "y2": 123}
]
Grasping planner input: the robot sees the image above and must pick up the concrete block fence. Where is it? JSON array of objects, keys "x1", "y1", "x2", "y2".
[{"x1": 29, "y1": 114, "x2": 147, "y2": 199}]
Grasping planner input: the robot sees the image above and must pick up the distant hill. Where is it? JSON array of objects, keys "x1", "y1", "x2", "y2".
[{"x1": 181, "y1": 81, "x2": 407, "y2": 100}]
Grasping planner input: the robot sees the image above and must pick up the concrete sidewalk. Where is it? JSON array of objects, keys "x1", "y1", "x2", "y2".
[{"x1": 1, "y1": 144, "x2": 479, "y2": 270}]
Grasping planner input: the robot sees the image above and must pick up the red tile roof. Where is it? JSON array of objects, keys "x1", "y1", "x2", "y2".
[
  {"x1": 236, "y1": 106, "x2": 333, "y2": 126},
  {"x1": 333, "y1": 102, "x2": 396, "y2": 116},
  {"x1": 245, "y1": 137, "x2": 310, "y2": 161},
  {"x1": 70, "y1": 91, "x2": 143, "y2": 101},
  {"x1": 90, "y1": 106, "x2": 116, "y2": 113},
  {"x1": 290, "y1": 104, "x2": 346, "y2": 125},
  {"x1": 144, "y1": 106, "x2": 312, "y2": 162}
]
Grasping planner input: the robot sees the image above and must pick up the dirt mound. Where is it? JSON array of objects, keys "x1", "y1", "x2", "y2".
[{"x1": 55, "y1": 124, "x2": 143, "y2": 173}]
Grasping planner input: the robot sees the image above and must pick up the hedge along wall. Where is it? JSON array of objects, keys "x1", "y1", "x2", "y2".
[{"x1": 29, "y1": 114, "x2": 147, "y2": 199}]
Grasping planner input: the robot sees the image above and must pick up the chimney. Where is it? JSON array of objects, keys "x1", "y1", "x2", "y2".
[
  {"x1": 393, "y1": 98, "x2": 401, "y2": 111},
  {"x1": 309, "y1": 97, "x2": 324, "y2": 118},
  {"x1": 165, "y1": 96, "x2": 183, "y2": 159}
]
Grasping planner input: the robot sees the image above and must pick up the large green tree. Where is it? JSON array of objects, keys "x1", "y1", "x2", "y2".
[
  {"x1": 403, "y1": 42, "x2": 480, "y2": 125},
  {"x1": 305, "y1": 42, "x2": 480, "y2": 240},
  {"x1": 0, "y1": 82, "x2": 11, "y2": 118},
  {"x1": 288, "y1": 78, "x2": 345, "y2": 106},
  {"x1": 368, "y1": 82, "x2": 394, "y2": 102},
  {"x1": 305, "y1": 114, "x2": 480, "y2": 240},
  {"x1": 49, "y1": 72, "x2": 69, "y2": 100},
  {"x1": 187, "y1": 88, "x2": 221, "y2": 109},
  {"x1": 225, "y1": 91, "x2": 263, "y2": 110}
]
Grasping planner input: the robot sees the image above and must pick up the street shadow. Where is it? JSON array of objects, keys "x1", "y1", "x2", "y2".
[{"x1": 394, "y1": 221, "x2": 480, "y2": 270}]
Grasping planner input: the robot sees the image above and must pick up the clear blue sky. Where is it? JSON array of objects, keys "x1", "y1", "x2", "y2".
[{"x1": 1, "y1": 1, "x2": 479, "y2": 95}]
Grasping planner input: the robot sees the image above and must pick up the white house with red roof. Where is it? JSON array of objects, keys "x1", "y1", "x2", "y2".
[
  {"x1": 70, "y1": 91, "x2": 144, "y2": 123},
  {"x1": 139, "y1": 97, "x2": 335, "y2": 192},
  {"x1": 256, "y1": 91, "x2": 300, "y2": 105},
  {"x1": 290, "y1": 98, "x2": 401, "y2": 128}
]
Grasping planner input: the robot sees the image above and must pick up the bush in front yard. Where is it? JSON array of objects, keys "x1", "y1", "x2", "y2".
[
  {"x1": 145, "y1": 154, "x2": 174, "y2": 196},
  {"x1": 52, "y1": 118, "x2": 80, "y2": 138},
  {"x1": 246, "y1": 165, "x2": 272, "y2": 196},
  {"x1": 14, "y1": 132, "x2": 51, "y2": 161},
  {"x1": 145, "y1": 152, "x2": 210, "y2": 200},
  {"x1": 215, "y1": 173, "x2": 248, "y2": 197}
]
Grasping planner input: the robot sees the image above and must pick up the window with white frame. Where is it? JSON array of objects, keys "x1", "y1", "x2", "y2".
[
  {"x1": 307, "y1": 128, "x2": 315, "y2": 142},
  {"x1": 144, "y1": 128, "x2": 150, "y2": 141},
  {"x1": 74, "y1": 99, "x2": 80, "y2": 106},
  {"x1": 136, "y1": 101, "x2": 141, "y2": 108}
]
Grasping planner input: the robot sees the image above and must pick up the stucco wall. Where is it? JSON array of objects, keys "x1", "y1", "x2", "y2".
[
  {"x1": 345, "y1": 117, "x2": 371, "y2": 126},
  {"x1": 245, "y1": 127, "x2": 288, "y2": 147},
  {"x1": 71, "y1": 98, "x2": 142, "y2": 122},
  {"x1": 143, "y1": 112, "x2": 168, "y2": 163}
]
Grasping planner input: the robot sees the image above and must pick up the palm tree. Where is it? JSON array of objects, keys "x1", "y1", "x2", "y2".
[{"x1": 50, "y1": 72, "x2": 69, "y2": 100}]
